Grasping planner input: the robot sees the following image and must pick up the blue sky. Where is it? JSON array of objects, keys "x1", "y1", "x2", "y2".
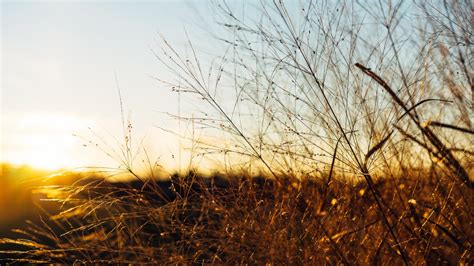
[{"x1": 2, "y1": 0, "x2": 217, "y2": 170}]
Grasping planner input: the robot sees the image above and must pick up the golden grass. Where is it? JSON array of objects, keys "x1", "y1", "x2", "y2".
[
  {"x1": 2, "y1": 0, "x2": 473, "y2": 264},
  {"x1": 1, "y1": 171, "x2": 472, "y2": 264}
]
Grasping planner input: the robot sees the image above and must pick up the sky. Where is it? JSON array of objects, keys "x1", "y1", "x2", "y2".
[
  {"x1": 1, "y1": 0, "x2": 220, "y2": 171},
  {"x1": 0, "y1": 0, "x2": 423, "y2": 173}
]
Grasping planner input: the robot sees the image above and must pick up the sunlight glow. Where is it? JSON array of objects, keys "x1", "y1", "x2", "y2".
[{"x1": 2, "y1": 112, "x2": 96, "y2": 170}]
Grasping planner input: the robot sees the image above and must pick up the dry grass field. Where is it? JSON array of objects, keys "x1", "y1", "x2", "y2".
[
  {"x1": 0, "y1": 169, "x2": 472, "y2": 264},
  {"x1": 1, "y1": 0, "x2": 473, "y2": 264}
]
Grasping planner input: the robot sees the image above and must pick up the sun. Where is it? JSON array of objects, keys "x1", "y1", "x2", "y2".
[
  {"x1": 7, "y1": 137, "x2": 78, "y2": 170},
  {"x1": 2, "y1": 112, "x2": 92, "y2": 170}
]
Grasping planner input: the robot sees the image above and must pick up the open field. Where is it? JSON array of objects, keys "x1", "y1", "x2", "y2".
[
  {"x1": 1, "y1": 166, "x2": 472, "y2": 264},
  {"x1": 2, "y1": 0, "x2": 473, "y2": 264}
]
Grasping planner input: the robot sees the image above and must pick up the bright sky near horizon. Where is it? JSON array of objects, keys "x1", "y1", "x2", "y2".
[{"x1": 1, "y1": 0, "x2": 220, "y2": 171}]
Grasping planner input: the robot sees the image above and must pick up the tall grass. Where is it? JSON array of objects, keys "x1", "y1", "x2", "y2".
[
  {"x1": 1, "y1": 0, "x2": 472, "y2": 264},
  {"x1": 1, "y1": 172, "x2": 472, "y2": 264}
]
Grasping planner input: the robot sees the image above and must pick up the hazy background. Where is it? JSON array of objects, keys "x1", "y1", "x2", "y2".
[{"x1": 2, "y1": 0, "x2": 220, "y2": 171}]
